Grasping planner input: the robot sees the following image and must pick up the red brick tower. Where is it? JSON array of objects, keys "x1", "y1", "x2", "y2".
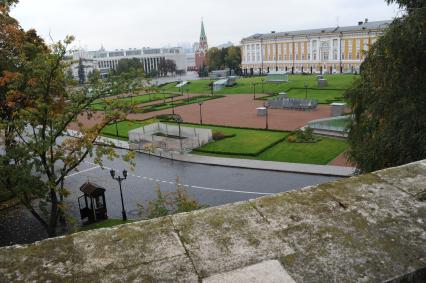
[{"x1": 195, "y1": 20, "x2": 208, "y2": 70}]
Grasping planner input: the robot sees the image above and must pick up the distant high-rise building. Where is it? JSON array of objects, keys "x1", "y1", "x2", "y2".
[{"x1": 195, "y1": 20, "x2": 208, "y2": 70}]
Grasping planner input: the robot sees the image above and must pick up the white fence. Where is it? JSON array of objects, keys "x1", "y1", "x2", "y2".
[{"x1": 128, "y1": 122, "x2": 212, "y2": 152}]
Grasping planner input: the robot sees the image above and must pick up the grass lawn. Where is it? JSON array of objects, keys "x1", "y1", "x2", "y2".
[
  {"x1": 138, "y1": 95, "x2": 224, "y2": 113},
  {"x1": 101, "y1": 119, "x2": 153, "y2": 139},
  {"x1": 256, "y1": 137, "x2": 349, "y2": 164},
  {"x1": 185, "y1": 124, "x2": 288, "y2": 155},
  {"x1": 100, "y1": 120, "x2": 348, "y2": 165},
  {"x1": 91, "y1": 93, "x2": 177, "y2": 110},
  {"x1": 284, "y1": 88, "x2": 345, "y2": 104},
  {"x1": 195, "y1": 136, "x2": 348, "y2": 165},
  {"x1": 79, "y1": 219, "x2": 135, "y2": 232},
  {"x1": 161, "y1": 74, "x2": 357, "y2": 96}
]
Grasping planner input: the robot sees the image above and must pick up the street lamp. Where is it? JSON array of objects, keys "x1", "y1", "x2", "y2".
[
  {"x1": 210, "y1": 80, "x2": 214, "y2": 96},
  {"x1": 263, "y1": 102, "x2": 270, "y2": 130},
  {"x1": 304, "y1": 82, "x2": 308, "y2": 100},
  {"x1": 110, "y1": 169, "x2": 128, "y2": 221},
  {"x1": 171, "y1": 96, "x2": 175, "y2": 115},
  {"x1": 261, "y1": 78, "x2": 265, "y2": 94},
  {"x1": 198, "y1": 101, "x2": 203, "y2": 125},
  {"x1": 253, "y1": 83, "x2": 256, "y2": 100}
]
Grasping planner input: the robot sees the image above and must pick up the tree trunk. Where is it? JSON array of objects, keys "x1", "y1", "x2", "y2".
[{"x1": 47, "y1": 188, "x2": 59, "y2": 237}]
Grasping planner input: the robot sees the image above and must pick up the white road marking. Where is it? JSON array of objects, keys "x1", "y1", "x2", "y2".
[
  {"x1": 65, "y1": 166, "x2": 100, "y2": 179},
  {"x1": 81, "y1": 161, "x2": 273, "y2": 196}
]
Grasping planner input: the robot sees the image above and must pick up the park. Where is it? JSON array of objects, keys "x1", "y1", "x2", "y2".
[{"x1": 86, "y1": 73, "x2": 355, "y2": 166}]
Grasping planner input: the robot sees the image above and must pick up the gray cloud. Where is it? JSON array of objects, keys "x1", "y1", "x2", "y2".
[{"x1": 10, "y1": 0, "x2": 399, "y2": 50}]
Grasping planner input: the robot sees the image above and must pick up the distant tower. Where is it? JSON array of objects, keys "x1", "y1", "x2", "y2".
[{"x1": 195, "y1": 20, "x2": 208, "y2": 70}]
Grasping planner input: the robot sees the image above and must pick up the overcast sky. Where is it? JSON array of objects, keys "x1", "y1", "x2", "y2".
[{"x1": 10, "y1": 0, "x2": 400, "y2": 51}]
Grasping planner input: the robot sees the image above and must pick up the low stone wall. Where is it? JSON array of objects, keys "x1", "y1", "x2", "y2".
[{"x1": 1, "y1": 161, "x2": 425, "y2": 282}]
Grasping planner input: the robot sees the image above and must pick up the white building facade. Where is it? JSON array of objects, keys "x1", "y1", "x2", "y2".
[
  {"x1": 240, "y1": 20, "x2": 391, "y2": 75},
  {"x1": 71, "y1": 47, "x2": 187, "y2": 77}
]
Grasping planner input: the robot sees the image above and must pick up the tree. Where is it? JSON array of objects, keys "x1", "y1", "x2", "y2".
[
  {"x1": 158, "y1": 59, "x2": 177, "y2": 76},
  {"x1": 225, "y1": 46, "x2": 241, "y2": 72},
  {"x1": 345, "y1": 0, "x2": 426, "y2": 173},
  {"x1": 115, "y1": 57, "x2": 144, "y2": 76},
  {"x1": 78, "y1": 57, "x2": 85, "y2": 84},
  {"x1": 198, "y1": 64, "x2": 209, "y2": 77},
  {"x1": 87, "y1": 69, "x2": 101, "y2": 84},
  {"x1": 0, "y1": 2, "x2": 140, "y2": 236},
  {"x1": 207, "y1": 47, "x2": 223, "y2": 70}
]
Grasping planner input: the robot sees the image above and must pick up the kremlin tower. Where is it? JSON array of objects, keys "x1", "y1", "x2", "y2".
[{"x1": 195, "y1": 20, "x2": 208, "y2": 70}]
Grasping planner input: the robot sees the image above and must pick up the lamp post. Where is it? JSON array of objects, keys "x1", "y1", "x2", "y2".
[
  {"x1": 171, "y1": 96, "x2": 175, "y2": 115},
  {"x1": 110, "y1": 169, "x2": 128, "y2": 221},
  {"x1": 261, "y1": 78, "x2": 265, "y2": 94},
  {"x1": 304, "y1": 82, "x2": 308, "y2": 100},
  {"x1": 115, "y1": 120, "x2": 119, "y2": 137},
  {"x1": 264, "y1": 102, "x2": 270, "y2": 130},
  {"x1": 210, "y1": 79, "x2": 214, "y2": 96},
  {"x1": 198, "y1": 101, "x2": 203, "y2": 125},
  {"x1": 253, "y1": 83, "x2": 256, "y2": 100}
]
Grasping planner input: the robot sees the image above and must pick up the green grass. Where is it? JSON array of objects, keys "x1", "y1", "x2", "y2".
[
  {"x1": 91, "y1": 93, "x2": 177, "y2": 110},
  {"x1": 100, "y1": 120, "x2": 348, "y2": 165},
  {"x1": 80, "y1": 219, "x2": 135, "y2": 231},
  {"x1": 283, "y1": 88, "x2": 345, "y2": 104},
  {"x1": 101, "y1": 119, "x2": 153, "y2": 139},
  {"x1": 183, "y1": 123, "x2": 348, "y2": 165},
  {"x1": 195, "y1": 137, "x2": 348, "y2": 165},
  {"x1": 161, "y1": 74, "x2": 357, "y2": 96},
  {"x1": 138, "y1": 95, "x2": 223, "y2": 113},
  {"x1": 185, "y1": 124, "x2": 288, "y2": 155}
]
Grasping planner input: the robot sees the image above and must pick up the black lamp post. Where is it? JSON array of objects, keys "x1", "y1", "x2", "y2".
[
  {"x1": 264, "y1": 102, "x2": 270, "y2": 130},
  {"x1": 110, "y1": 169, "x2": 128, "y2": 221},
  {"x1": 171, "y1": 96, "x2": 175, "y2": 115},
  {"x1": 198, "y1": 101, "x2": 203, "y2": 125},
  {"x1": 211, "y1": 80, "x2": 214, "y2": 96},
  {"x1": 304, "y1": 82, "x2": 308, "y2": 100},
  {"x1": 261, "y1": 78, "x2": 265, "y2": 93},
  {"x1": 253, "y1": 83, "x2": 256, "y2": 100},
  {"x1": 115, "y1": 120, "x2": 119, "y2": 137}
]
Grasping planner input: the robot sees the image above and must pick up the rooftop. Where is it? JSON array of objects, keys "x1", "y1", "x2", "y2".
[
  {"x1": 1, "y1": 160, "x2": 425, "y2": 282},
  {"x1": 243, "y1": 20, "x2": 392, "y2": 41}
]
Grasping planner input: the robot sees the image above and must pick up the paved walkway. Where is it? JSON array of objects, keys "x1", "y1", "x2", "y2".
[{"x1": 127, "y1": 94, "x2": 333, "y2": 131}]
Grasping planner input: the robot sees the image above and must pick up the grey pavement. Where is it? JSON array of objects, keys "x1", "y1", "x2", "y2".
[{"x1": 63, "y1": 151, "x2": 340, "y2": 220}]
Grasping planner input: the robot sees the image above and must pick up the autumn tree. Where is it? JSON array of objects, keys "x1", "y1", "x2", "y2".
[
  {"x1": 0, "y1": 1, "x2": 140, "y2": 236},
  {"x1": 345, "y1": 0, "x2": 426, "y2": 172}
]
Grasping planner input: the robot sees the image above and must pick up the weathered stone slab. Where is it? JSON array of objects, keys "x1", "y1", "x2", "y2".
[
  {"x1": 253, "y1": 172, "x2": 426, "y2": 282},
  {"x1": 172, "y1": 202, "x2": 293, "y2": 278},
  {"x1": 0, "y1": 236, "x2": 76, "y2": 282},
  {"x1": 203, "y1": 260, "x2": 295, "y2": 283},
  {"x1": 73, "y1": 216, "x2": 189, "y2": 276},
  {"x1": 373, "y1": 160, "x2": 426, "y2": 197}
]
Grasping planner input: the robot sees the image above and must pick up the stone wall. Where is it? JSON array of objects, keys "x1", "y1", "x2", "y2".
[{"x1": 1, "y1": 161, "x2": 425, "y2": 282}]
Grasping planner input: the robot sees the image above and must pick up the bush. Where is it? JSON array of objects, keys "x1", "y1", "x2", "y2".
[
  {"x1": 138, "y1": 179, "x2": 206, "y2": 219},
  {"x1": 287, "y1": 135, "x2": 297, "y2": 143},
  {"x1": 291, "y1": 127, "x2": 318, "y2": 143},
  {"x1": 212, "y1": 131, "x2": 225, "y2": 141}
]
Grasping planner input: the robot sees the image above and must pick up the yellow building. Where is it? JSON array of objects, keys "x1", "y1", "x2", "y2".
[{"x1": 240, "y1": 19, "x2": 391, "y2": 75}]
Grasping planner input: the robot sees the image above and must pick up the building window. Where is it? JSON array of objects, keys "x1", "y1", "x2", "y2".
[{"x1": 342, "y1": 53, "x2": 345, "y2": 60}]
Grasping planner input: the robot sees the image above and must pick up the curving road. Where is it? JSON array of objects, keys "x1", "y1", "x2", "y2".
[{"x1": 63, "y1": 149, "x2": 340, "y2": 219}]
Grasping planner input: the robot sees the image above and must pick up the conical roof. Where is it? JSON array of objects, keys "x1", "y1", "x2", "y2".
[{"x1": 200, "y1": 20, "x2": 206, "y2": 40}]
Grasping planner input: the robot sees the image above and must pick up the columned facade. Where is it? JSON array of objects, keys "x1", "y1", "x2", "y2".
[{"x1": 241, "y1": 20, "x2": 390, "y2": 75}]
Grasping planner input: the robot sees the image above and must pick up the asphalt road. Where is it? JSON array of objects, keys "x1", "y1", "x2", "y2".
[{"x1": 63, "y1": 149, "x2": 340, "y2": 220}]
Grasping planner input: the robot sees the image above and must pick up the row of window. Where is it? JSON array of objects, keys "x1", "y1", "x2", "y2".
[
  {"x1": 244, "y1": 38, "x2": 376, "y2": 63},
  {"x1": 98, "y1": 57, "x2": 165, "y2": 71}
]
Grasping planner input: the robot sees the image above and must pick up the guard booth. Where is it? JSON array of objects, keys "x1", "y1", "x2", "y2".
[{"x1": 78, "y1": 182, "x2": 108, "y2": 224}]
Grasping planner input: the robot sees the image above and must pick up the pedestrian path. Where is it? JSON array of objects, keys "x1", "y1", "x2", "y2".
[{"x1": 67, "y1": 130, "x2": 356, "y2": 177}]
